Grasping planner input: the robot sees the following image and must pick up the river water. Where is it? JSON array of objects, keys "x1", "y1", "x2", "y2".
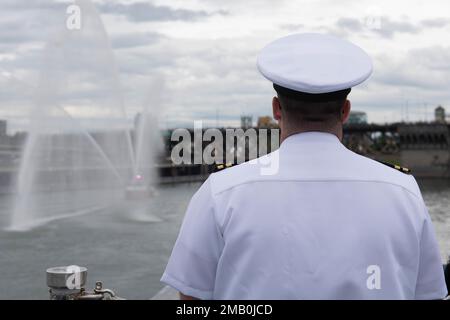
[{"x1": 0, "y1": 180, "x2": 449, "y2": 299}]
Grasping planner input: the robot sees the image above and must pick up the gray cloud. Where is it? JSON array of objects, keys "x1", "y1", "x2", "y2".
[
  {"x1": 371, "y1": 46, "x2": 450, "y2": 91},
  {"x1": 1, "y1": 0, "x2": 450, "y2": 129},
  {"x1": 110, "y1": 32, "x2": 164, "y2": 50},
  {"x1": 335, "y1": 16, "x2": 450, "y2": 39},
  {"x1": 0, "y1": 0, "x2": 68, "y2": 10},
  {"x1": 335, "y1": 17, "x2": 419, "y2": 38},
  {"x1": 420, "y1": 18, "x2": 450, "y2": 28},
  {"x1": 409, "y1": 46, "x2": 450, "y2": 72},
  {"x1": 0, "y1": 0, "x2": 69, "y2": 54},
  {"x1": 375, "y1": 17, "x2": 420, "y2": 38},
  {"x1": 336, "y1": 18, "x2": 363, "y2": 32},
  {"x1": 280, "y1": 23, "x2": 305, "y2": 32},
  {"x1": 98, "y1": 1, "x2": 227, "y2": 23}
]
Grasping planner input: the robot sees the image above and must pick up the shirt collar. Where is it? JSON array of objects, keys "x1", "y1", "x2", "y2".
[
  {"x1": 280, "y1": 131, "x2": 345, "y2": 152},
  {"x1": 280, "y1": 131, "x2": 343, "y2": 150}
]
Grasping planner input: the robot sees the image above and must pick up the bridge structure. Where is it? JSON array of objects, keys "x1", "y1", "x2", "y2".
[
  {"x1": 342, "y1": 123, "x2": 450, "y2": 178},
  {"x1": 159, "y1": 123, "x2": 450, "y2": 181},
  {"x1": 0, "y1": 123, "x2": 448, "y2": 191}
]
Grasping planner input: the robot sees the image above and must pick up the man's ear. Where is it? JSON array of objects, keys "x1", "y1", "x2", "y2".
[
  {"x1": 341, "y1": 100, "x2": 351, "y2": 124},
  {"x1": 272, "y1": 97, "x2": 282, "y2": 121}
]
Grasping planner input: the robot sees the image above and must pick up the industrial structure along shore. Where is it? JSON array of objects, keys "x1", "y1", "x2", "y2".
[
  {"x1": 159, "y1": 106, "x2": 450, "y2": 182},
  {"x1": 159, "y1": 121, "x2": 450, "y2": 182},
  {"x1": 0, "y1": 106, "x2": 449, "y2": 192}
]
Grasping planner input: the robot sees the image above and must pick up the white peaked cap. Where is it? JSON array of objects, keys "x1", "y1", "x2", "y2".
[{"x1": 257, "y1": 33, "x2": 373, "y2": 94}]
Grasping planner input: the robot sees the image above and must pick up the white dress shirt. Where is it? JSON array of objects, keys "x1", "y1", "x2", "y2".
[{"x1": 161, "y1": 132, "x2": 447, "y2": 299}]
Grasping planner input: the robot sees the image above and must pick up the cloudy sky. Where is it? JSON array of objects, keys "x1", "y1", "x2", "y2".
[{"x1": 1, "y1": 0, "x2": 450, "y2": 132}]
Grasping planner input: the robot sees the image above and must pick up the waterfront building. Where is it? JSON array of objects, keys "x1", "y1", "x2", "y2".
[
  {"x1": 240, "y1": 115, "x2": 253, "y2": 129},
  {"x1": 435, "y1": 106, "x2": 446, "y2": 124},
  {"x1": 347, "y1": 111, "x2": 368, "y2": 124}
]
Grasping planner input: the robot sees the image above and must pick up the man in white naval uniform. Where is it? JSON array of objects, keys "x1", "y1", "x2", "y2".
[{"x1": 161, "y1": 33, "x2": 448, "y2": 300}]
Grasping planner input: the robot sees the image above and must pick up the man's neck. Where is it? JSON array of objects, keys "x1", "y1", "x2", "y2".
[{"x1": 280, "y1": 125, "x2": 343, "y2": 144}]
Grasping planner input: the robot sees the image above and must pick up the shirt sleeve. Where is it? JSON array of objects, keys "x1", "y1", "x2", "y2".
[
  {"x1": 160, "y1": 178, "x2": 223, "y2": 300},
  {"x1": 415, "y1": 207, "x2": 448, "y2": 300}
]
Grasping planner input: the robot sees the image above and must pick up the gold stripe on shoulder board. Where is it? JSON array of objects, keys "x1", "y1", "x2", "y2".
[
  {"x1": 376, "y1": 160, "x2": 412, "y2": 175},
  {"x1": 214, "y1": 163, "x2": 234, "y2": 172}
]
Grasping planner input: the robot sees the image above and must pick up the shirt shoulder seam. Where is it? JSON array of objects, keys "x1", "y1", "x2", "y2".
[{"x1": 213, "y1": 178, "x2": 421, "y2": 200}]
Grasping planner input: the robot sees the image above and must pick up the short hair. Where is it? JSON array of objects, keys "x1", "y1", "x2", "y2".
[{"x1": 275, "y1": 87, "x2": 350, "y2": 124}]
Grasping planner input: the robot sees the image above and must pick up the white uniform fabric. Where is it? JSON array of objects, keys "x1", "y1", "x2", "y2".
[
  {"x1": 161, "y1": 132, "x2": 447, "y2": 300},
  {"x1": 257, "y1": 33, "x2": 373, "y2": 94}
]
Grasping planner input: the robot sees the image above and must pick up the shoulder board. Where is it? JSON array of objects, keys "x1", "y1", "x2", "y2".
[
  {"x1": 376, "y1": 160, "x2": 412, "y2": 175},
  {"x1": 214, "y1": 163, "x2": 234, "y2": 172}
]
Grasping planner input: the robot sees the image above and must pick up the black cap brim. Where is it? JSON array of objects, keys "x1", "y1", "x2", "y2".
[{"x1": 273, "y1": 83, "x2": 351, "y2": 102}]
